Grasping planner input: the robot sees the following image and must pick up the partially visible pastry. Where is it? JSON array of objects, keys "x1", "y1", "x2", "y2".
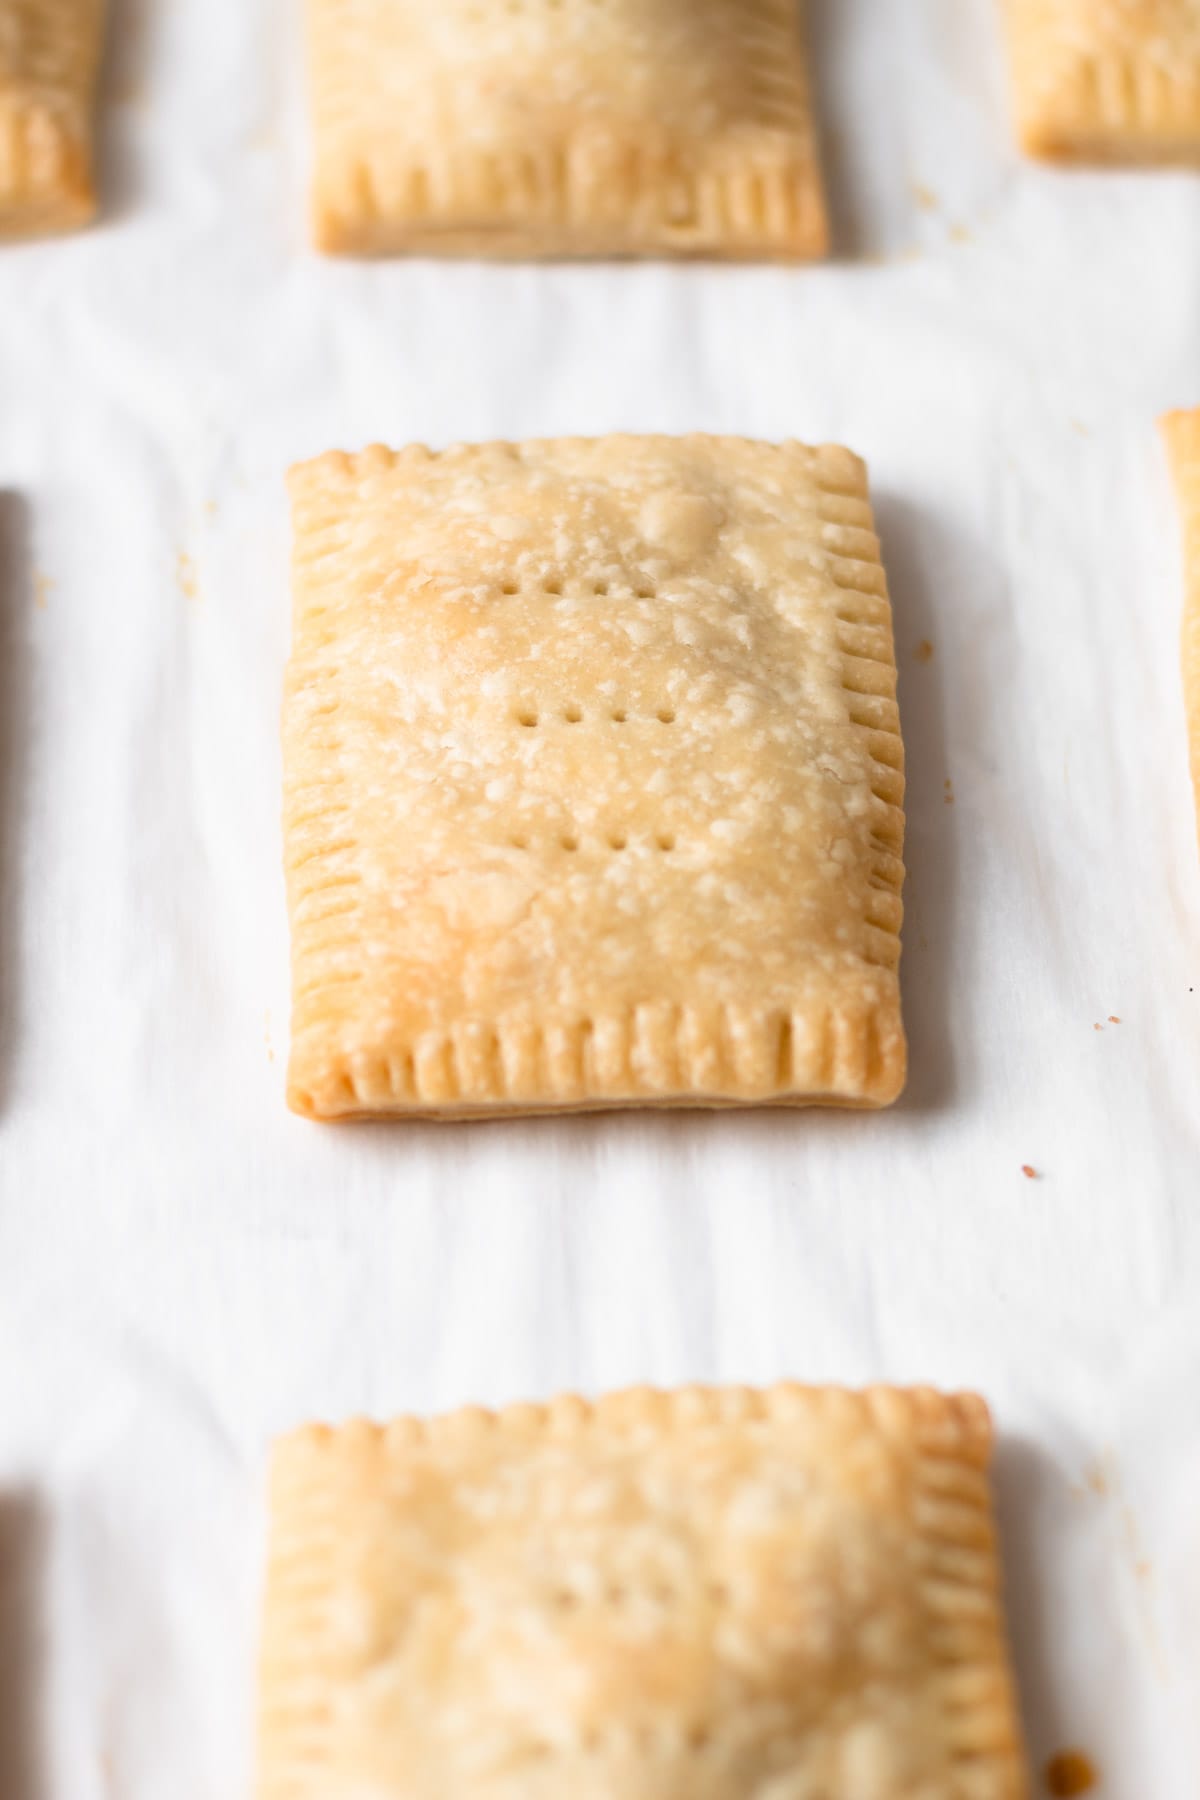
[
  {"x1": 1164, "y1": 409, "x2": 1200, "y2": 850},
  {"x1": 258, "y1": 1384, "x2": 1029, "y2": 1799},
  {"x1": 1001, "y1": 0, "x2": 1200, "y2": 163},
  {"x1": 304, "y1": 0, "x2": 828, "y2": 259},
  {"x1": 0, "y1": 0, "x2": 105, "y2": 238}
]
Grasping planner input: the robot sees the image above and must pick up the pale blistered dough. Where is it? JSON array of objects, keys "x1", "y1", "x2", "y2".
[
  {"x1": 1001, "y1": 0, "x2": 1200, "y2": 162},
  {"x1": 257, "y1": 1385, "x2": 1029, "y2": 1800},
  {"x1": 282, "y1": 435, "x2": 907, "y2": 1121},
  {"x1": 1164, "y1": 410, "x2": 1200, "y2": 851},
  {"x1": 0, "y1": 0, "x2": 105, "y2": 236},
  {"x1": 305, "y1": 0, "x2": 828, "y2": 259}
]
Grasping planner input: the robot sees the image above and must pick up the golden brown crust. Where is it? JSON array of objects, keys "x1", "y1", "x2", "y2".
[
  {"x1": 304, "y1": 0, "x2": 827, "y2": 259},
  {"x1": 258, "y1": 1384, "x2": 1028, "y2": 1799},
  {"x1": 0, "y1": 0, "x2": 105, "y2": 237},
  {"x1": 282, "y1": 435, "x2": 907, "y2": 1121},
  {"x1": 1001, "y1": 0, "x2": 1200, "y2": 163},
  {"x1": 1164, "y1": 410, "x2": 1200, "y2": 853}
]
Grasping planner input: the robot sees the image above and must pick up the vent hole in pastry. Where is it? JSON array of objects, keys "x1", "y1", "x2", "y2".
[
  {"x1": 516, "y1": 708, "x2": 538, "y2": 727},
  {"x1": 593, "y1": 581, "x2": 609, "y2": 596},
  {"x1": 563, "y1": 703, "x2": 583, "y2": 723},
  {"x1": 635, "y1": 583, "x2": 655, "y2": 598},
  {"x1": 777, "y1": 1016, "x2": 794, "y2": 1085},
  {"x1": 509, "y1": 834, "x2": 529, "y2": 850},
  {"x1": 500, "y1": 580, "x2": 519, "y2": 595},
  {"x1": 561, "y1": 834, "x2": 579, "y2": 852},
  {"x1": 544, "y1": 577, "x2": 563, "y2": 595},
  {"x1": 608, "y1": 833, "x2": 627, "y2": 851},
  {"x1": 709, "y1": 1581, "x2": 731, "y2": 1605},
  {"x1": 656, "y1": 832, "x2": 676, "y2": 852},
  {"x1": 656, "y1": 707, "x2": 676, "y2": 724},
  {"x1": 610, "y1": 708, "x2": 627, "y2": 723},
  {"x1": 551, "y1": 1587, "x2": 577, "y2": 1610},
  {"x1": 688, "y1": 1727, "x2": 712, "y2": 1752}
]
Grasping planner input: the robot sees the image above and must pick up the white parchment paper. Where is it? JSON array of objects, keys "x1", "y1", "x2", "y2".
[{"x1": 1, "y1": 1, "x2": 1199, "y2": 1793}]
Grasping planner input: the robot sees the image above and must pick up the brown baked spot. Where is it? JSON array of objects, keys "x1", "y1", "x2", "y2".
[
  {"x1": 1022, "y1": 1164, "x2": 1037, "y2": 1179},
  {"x1": 1045, "y1": 1748, "x2": 1097, "y2": 1795}
]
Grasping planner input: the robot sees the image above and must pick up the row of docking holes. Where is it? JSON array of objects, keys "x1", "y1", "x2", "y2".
[
  {"x1": 515, "y1": 704, "x2": 676, "y2": 726},
  {"x1": 500, "y1": 578, "x2": 656, "y2": 599},
  {"x1": 548, "y1": 1577, "x2": 732, "y2": 1614},
  {"x1": 509, "y1": 828, "x2": 677, "y2": 853}
]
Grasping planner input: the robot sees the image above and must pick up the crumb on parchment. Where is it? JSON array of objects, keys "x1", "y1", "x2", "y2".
[{"x1": 1045, "y1": 1749, "x2": 1097, "y2": 1796}]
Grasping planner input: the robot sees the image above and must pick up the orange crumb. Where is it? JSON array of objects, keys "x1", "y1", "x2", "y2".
[
  {"x1": 943, "y1": 778, "x2": 955, "y2": 806},
  {"x1": 1085, "y1": 1464, "x2": 1109, "y2": 1498},
  {"x1": 914, "y1": 638, "x2": 934, "y2": 663},
  {"x1": 1045, "y1": 1749, "x2": 1097, "y2": 1795},
  {"x1": 1093, "y1": 1022, "x2": 1103, "y2": 1032},
  {"x1": 949, "y1": 222, "x2": 973, "y2": 244},
  {"x1": 912, "y1": 183, "x2": 939, "y2": 212},
  {"x1": 177, "y1": 550, "x2": 198, "y2": 601},
  {"x1": 1108, "y1": 1015, "x2": 1120, "y2": 1024},
  {"x1": 1070, "y1": 419, "x2": 1091, "y2": 437},
  {"x1": 1022, "y1": 1164, "x2": 1037, "y2": 1179}
]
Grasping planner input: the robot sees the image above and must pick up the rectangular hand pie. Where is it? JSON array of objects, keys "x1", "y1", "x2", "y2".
[
  {"x1": 258, "y1": 1385, "x2": 1028, "y2": 1799},
  {"x1": 1001, "y1": 0, "x2": 1200, "y2": 162},
  {"x1": 1164, "y1": 409, "x2": 1200, "y2": 848},
  {"x1": 282, "y1": 435, "x2": 906, "y2": 1121},
  {"x1": 0, "y1": 0, "x2": 105, "y2": 236},
  {"x1": 305, "y1": 0, "x2": 828, "y2": 258}
]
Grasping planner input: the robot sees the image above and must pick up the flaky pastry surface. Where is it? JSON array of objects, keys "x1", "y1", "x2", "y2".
[
  {"x1": 1164, "y1": 410, "x2": 1200, "y2": 852},
  {"x1": 305, "y1": 0, "x2": 827, "y2": 258},
  {"x1": 258, "y1": 1384, "x2": 1028, "y2": 1800},
  {"x1": 1001, "y1": 0, "x2": 1200, "y2": 161},
  {"x1": 0, "y1": 0, "x2": 104, "y2": 236},
  {"x1": 282, "y1": 435, "x2": 906, "y2": 1121}
]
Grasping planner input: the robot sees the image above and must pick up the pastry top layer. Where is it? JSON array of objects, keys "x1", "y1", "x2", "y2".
[
  {"x1": 283, "y1": 436, "x2": 906, "y2": 1118},
  {"x1": 306, "y1": 0, "x2": 827, "y2": 255},
  {"x1": 259, "y1": 1385, "x2": 1026, "y2": 1799}
]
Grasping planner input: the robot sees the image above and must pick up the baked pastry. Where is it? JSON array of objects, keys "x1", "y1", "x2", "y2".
[
  {"x1": 282, "y1": 435, "x2": 906, "y2": 1120},
  {"x1": 305, "y1": 0, "x2": 828, "y2": 259},
  {"x1": 0, "y1": 0, "x2": 105, "y2": 236},
  {"x1": 1000, "y1": 0, "x2": 1200, "y2": 163},
  {"x1": 258, "y1": 1384, "x2": 1029, "y2": 1799},
  {"x1": 1164, "y1": 409, "x2": 1200, "y2": 847}
]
